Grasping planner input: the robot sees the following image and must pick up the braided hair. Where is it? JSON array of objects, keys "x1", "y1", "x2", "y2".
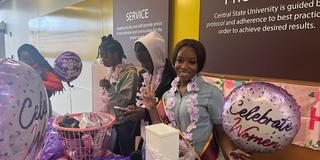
[
  {"x1": 97, "y1": 34, "x2": 126, "y2": 59},
  {"x1": 17, "y1": 43, "x2": 54, "y2": 72}
]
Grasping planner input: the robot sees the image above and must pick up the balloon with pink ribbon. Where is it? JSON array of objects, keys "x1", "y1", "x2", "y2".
[
  {"x1": 222, "y1": 82, "x2": 301, "y2": 152},
  {"x1": 54, "y1": 51, "x2": 82, "y2": 87},
  {"x1": 0, "y1": 59, "x2": 49, "y2": 160}
]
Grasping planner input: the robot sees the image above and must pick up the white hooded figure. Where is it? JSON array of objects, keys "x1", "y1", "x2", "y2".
[
  {"x1": 127, "y1": 32, "x2": 176, "y2": 159},
  {"x1": 135, "y1": 31, "x2": 167, "y2": 91}
]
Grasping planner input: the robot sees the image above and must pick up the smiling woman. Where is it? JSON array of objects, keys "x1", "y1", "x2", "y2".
[{"x1": 142, "y1": 39, "x2": 252, "y2": 160}]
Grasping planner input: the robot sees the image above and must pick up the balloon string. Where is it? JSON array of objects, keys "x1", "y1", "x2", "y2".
[
  {"x1": 69, "y1": 87, "x2": 73, "y2": 114},
  {"x1": 67, "y1": 82, "x2": 74, "y2": 113},
  {"x1": 67, "y1": 82, "x2": 74, "y2": 88}
]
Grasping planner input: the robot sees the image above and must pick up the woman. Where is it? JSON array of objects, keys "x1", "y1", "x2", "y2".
[
  {"x1": 18, "y1": 44, "x2": 63, "y2": 115},
  {"x1": 144, "y1": 39, "x2": 252, "y2": 160},
  {"x1": 97, "y1": 34, "x2": 138, "y2": 156}
]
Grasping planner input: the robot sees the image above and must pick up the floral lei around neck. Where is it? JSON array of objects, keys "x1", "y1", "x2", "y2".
[
  {"x1": 98, "y1": 64, "x2": 123, "y2": 110},
  {"x1": 166, "y1": 76, "x2": 200, "y2": 141},
  {"x1": 136, "y1": 71, "x2": 161, "y2": 108},
  {"x1": 109, "y1": 64, "x2": 124, "y2": 84}
]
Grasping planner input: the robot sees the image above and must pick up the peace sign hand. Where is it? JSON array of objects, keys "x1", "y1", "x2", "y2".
[{"x1": 143, "y1": 77, "x2": 157, "y2": 111}]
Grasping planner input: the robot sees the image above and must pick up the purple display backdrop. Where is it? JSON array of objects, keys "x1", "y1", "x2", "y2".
[
  {"x1": 113, "y1": 0, "x2": 169, "y2": 66},
  {"x1": 200, "y1": 0, "x2": 320, "y2": 83}
]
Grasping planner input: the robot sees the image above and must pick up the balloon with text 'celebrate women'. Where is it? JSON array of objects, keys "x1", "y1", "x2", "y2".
[
  {"x1": 222, "y1": 82, "x2": 301, "y2": 152},
  {"x1": 0, "y1": 59, "x2": 49, "y2": 160},
  {"x1": 54, "y1": 51, "x2": 82, "y2": 87}
]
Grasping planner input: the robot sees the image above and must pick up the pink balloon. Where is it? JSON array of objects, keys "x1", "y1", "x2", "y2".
[
  {"x1": 0, "y1": 59, "x2": 49, "y2": 159},
  {"x1": 223, "y1": 82, "x2": 301, "y2": 152}
]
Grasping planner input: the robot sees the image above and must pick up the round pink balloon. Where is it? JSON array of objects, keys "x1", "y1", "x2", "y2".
[
  {"x1": 222, "y1": 82, "x2": 300, "y2": 152},
  {"x1": 0, "y1": 59, "x2": 49, "y2": 159}
]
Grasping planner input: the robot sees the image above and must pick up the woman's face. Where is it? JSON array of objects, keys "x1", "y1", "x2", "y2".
[
  {"x1": 100, "y1": 49, "x2": 117, "y2": 67},
  {"x1": 135, "y1": 47, "x2": 154, "y2": 74},
  {"x1": 174, "y1": 46, "x2": 198, "y2": 84},
  {"x1": 20, "y1": 51, "x2": 37, "y2": 68}
]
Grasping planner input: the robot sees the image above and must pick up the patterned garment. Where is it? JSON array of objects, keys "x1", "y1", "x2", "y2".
[
  {"x1": 157, "y1": 96, "x2": 220, "y2": 160},
  {"x1": 157, "y1": 76, "x2": 223, "y2": 159},
  {"x1": 101, "y1": 63, "x2": 138, "y2": 116}
]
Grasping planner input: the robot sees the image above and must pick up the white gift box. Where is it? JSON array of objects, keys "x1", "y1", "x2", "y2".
[{"x1": 145, "y1": 123, "x2": 179, "y2": 160}]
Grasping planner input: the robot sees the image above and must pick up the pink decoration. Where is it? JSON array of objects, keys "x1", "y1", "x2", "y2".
[
  {"x1": 109, "y1": 64, "x2": 123, "y2": 84},
  {"x1": 203, "y1": 76, "x2": 320, "y2": 150},
  {"x1": 53, "y1": 112, "x2": 116, "y2": 160},
  {"x1": 165, "y1": 76, "x2": 199, "y2": 141},
  {"x1": 309, "y1": 90, "x2": 320, "y2": 130},
  {"x1": 223, "y1": 82, "x2": 301, "y2": 152},
  {"x1": 136, "y1": 71, "x2": 161, "y2": 108},
  {"x1": 224, "y1": 80, "x2": 234, "y2": 89},
  {"x1": 315, "y1": 90, "x2": 320, "y2": 101},
  {"x1": 0, "y1": 59, "x2": 49, "y2": 160}
]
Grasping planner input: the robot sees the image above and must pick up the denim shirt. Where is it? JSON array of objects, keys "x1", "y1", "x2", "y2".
[{"x1": 163, "y1": 76, "x2": 224, "y2": 154}]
